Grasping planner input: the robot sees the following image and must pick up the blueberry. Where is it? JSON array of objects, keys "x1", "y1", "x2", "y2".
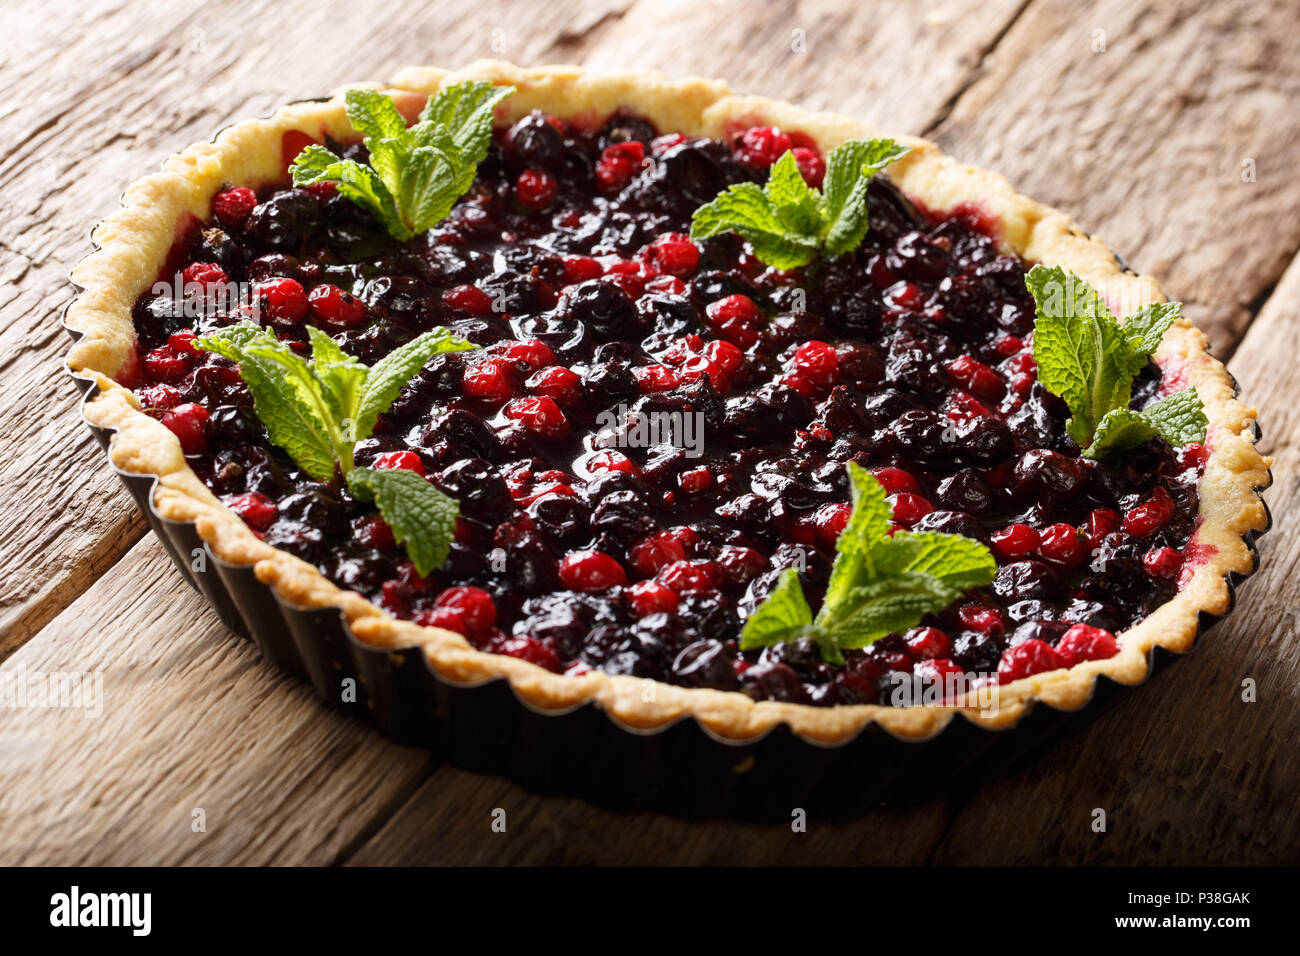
[{"x1": 672, "y1": 640, "x2": 739, "y2": 690}]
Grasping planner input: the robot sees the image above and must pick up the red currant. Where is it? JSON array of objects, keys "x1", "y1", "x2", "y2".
[
  {"x1": 516, "y1": 169, "x2": 558, "y2": 210},
  {"x1": 373, "y1": 450, "x2": 426, "y2": 476},
  {"x1": 211, "y1": 187, "x2": 257, "y2": 228},
  {"x1": 307, "y1": 284, "x2": 366, "y2": 330},
  {"x1": 558, "y1": 550, "x2": 628, "y2": 591}
]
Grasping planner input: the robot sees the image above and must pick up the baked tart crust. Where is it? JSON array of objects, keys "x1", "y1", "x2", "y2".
[{"x1": 66, "y1": 60, "x2": 1271, "y2": 745}]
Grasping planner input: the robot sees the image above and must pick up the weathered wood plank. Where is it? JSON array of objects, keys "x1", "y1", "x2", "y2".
[
  {"x1": 0, "y1": 0, "x2": 633, "y2": 656},
  {"x1": 928, "y1": 0, "x2": 1300, "y2": 355},
  {"x1": 567, "y1": 0, "x2": 1031, "y2": 134},
  {"x1": 0, "y1": 536, "x2": 435, "y2": 865},
  {"x1": 927, "y1": 252, "x2": 1300, "y2": 865},
  {"x1": 346, "y1": 764, "x2": 960, "y2": 865}
]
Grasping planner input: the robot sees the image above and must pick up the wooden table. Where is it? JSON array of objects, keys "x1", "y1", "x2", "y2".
[{"x1": 1, "y1": 0, "x2": 1297, "y2": 865}]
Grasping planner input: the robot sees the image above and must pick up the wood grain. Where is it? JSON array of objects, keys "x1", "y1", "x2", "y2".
[
  {"x1": 928, "y1": 0, "x2": 1300, "y2": 356},
  {"x1": 347, "y1": 764, "x2": 962, "y2": 865},
  {"x1": 0, "y1": 536, "x2": 434, "y2": 865},
  {"x1": 0, "y1": 0, "x2": 1295, "y2": 865}
]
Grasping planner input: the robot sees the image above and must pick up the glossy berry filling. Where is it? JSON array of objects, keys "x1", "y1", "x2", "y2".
[{"x1": 128, "y1": 110, "x2": 1205, "y2": 707}]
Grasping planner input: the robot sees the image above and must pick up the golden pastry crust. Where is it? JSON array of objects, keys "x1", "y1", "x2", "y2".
[{"x1": 66, "y1": 60, "x2": 1271, "y2": 745}]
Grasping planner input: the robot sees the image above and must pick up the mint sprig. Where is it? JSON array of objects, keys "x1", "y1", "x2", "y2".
[
  {"x1": 1025, "y1": 265, "x2": 1207, "y2": 459},
  {"x1": 290, "y1": 81, "x2": 514, "y2": 240},
  {"x1": 348, "y1": 467, "x2": 459, "y2": 575},
  {"x1": 741, "y1": 463, "x2": 996, "y2": 665},
  {"x1": 690, "y1": 139, "x2": 910, "y2": 269},
  {"x1": 195, "y1": 323, "x2": 476, "y2": 575}
]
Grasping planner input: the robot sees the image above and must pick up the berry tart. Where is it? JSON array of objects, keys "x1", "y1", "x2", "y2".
[{"x1": 66, "y1": 62, "x2": 1269, "y2": 778}]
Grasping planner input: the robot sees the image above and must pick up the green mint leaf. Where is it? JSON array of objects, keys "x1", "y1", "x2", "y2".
[
  {"x1": 826, "y1": 573, "x2": 962, "y2": 650},
  {"x1": 306, "y1": 327, "x2": 368, "y2": 445},
  {"x1": 290, "y1": 144, "x2": 410, "y2": 240},
  {"x1": 821, "y1": 139, "x2": 909, "y2": 256},
  {"x1": 343, "y1": 89, "x2": 410, "y2": 193},
  {"x1": 347, "y1": 467, "x2": 459, "y2": 577},
  {"x1": 751, "y1": 464, "x2": 995, "y2": 664},
  {"x1": 418, "y1": 80, "x2": 514, "y2": 165},
  {"x1": 396, "y1": 138, "x2": 466, "y2": 234},
  {"x1": 873, "y1": 530, "x2": 998, "y2": 593},
  {"x1": 1026, "y1": 264, "x2": 1133, "y2": 448},
  {"x1": 194, "y1": 324, "x2": 344, "y2": 482},
  {"x1": 292, "y1": 83, "x2": 514, "y2": 239},
  {"x1": 1140, "y1": 386, "x2": 1207, "y2": 448},
  {"x1": 765, "y1": 151, "x2": 822, "y2": 235},
  {"x1": 690, "y1": 182, "x2": 821, "y2": 269},
  {"x1": 1118, "y1": 301, "x2": 1179, "y2": 375},
  {"x1": 816, "y1": 461, "x2": 892, "y2": 626},
  {"x1": 1085, "y1": 408, "x2": 1155, "y2": 459},
  {"x1": 692, "y1": 138, "x2": 909, "y2": 268},
  {"x1": 352, "y1": 327, "x2": 478, "y2": 441},
  {"x1": 1027, "y1": 266, "x2": 1206, "y2": 457},
  {"x1": 739, "y1": 567, "x2": 815, "y2": 649}
]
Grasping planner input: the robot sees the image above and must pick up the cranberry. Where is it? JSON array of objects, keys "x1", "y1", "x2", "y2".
[
  {"x1": 527, "y1": 365, "x2": 582, "y2": 405},
  {"x1": 642, "y1": 233, "x2": 700, "y2": 277},
  {"x1": 1083, "y1": 508, "x2": 1121, "y2": 547},
  {"x1": 373, "y1": 450, "x2": 426, "y2": 476},
  {"x1": 1123, "y1": 486, "x2": 1175, "y2": 537},
  {"x1": 906, "y1": 627, "x2": 952, "y2": 660},
  {"x1": 182, "y1": 262, "x2": 229, "y2": 289},
  {"x1": 516, "y1": 169, "x2": 558, "y2": 210},
  {"x1": 914, "y1": 657, "x2": 965, "y2": 687},
  {"x1": 498, "y1": 339, "x2": 555, "y2": 371},
  {"x1": 505, "y1": 396, "x2": 569, "y2": 439},
  {"x1": 161, "y1": 403, "x2": 209, "y2": 454},
  {"x1": 434, "y1": 586, "x2": 496, "y2": 638},
  {"x1": 990, "y1": 523, "x2": 1041, "y2": 561},
  {"x1": 497, "y1": 636, "x2": 562, "y2": 672},
  {"x1": 138, "y1": 384, "x2": 182, "y2": 409},
  {"x1": 735, "y1": 125, "x2": 792, "y2": 167},
  {"x1": 307, "y1": 284, "x2": 366, "y2": 330},
  {"x1": 958, "y1": 603, "x2": 1005, "y2": 637},
  {"x1": 627, "y1": 580, "x2": 679, "y2": 617},
  {"x1": 1056, "y1": 624, "x2": 1119, "y2": 665},
  {"x1": 813, "y1": 502, "x2": 852, "y2": 547},
  {"x1": 998, "y1": 638, "x2": 1066, "y2": 683},
  {"x1": 872, "y1": 466, "x2": 921, "y2": 495},
  {"x1": 257, "y1": 277, "x2": 308, "y2": 324},
  {"x1": 792, "y1": 340, "x2": 839, "y2": 388},
  {"x1": 792, "y1": 147, "x2": 825, "y2": 188},
  {"x1": 462, "y1": 358, "x2": 517, "y2": 401},
  {"x1": 632, "y1": 364, "x2": 682, "y2": 393},
  {"x1": 888, "y1": 492, "x2": 933, "y2": 527},
  {"x1": 558, "y1": 550, "x2": 627, "y2": 591},
  {"x1": 628, "y1": 532, "x2": 687, "y2": 577},
  {"x1": 143, "y1": 346, "x2": 189, "y2": 383},
  {"x1": 211, "y1": 187, "x2": 257, "y2": 228},
  {"x1": 656, "y1": 559, "x2": 720, "y2": 593},
  {"x1": 1038, "y1": 522, "x2": 1089, "y2": 568},
  {"x1": 706, "y1": 294, "x2": 764, "y2": 348},
  {"x1": 416, "y1": 606, "x2": 467, "y2": 634},
  {"x1": 356, "y1": 515, "x2": 396, "y2": 551},
  {"x1": 595, "y1": 141, "x2": 646, "y2": 191},
  {"x1": 585, "y1": 450, "x2": 637, "y2": 476},
  {"x1": 224, "y1": 491, "x2": 277, "y2": 531},
  {"x1": 442, "y1": 283, "x2": 495, "y2": 316},
  {"x1": 562, "y1": 256, "x2": 604, "y2": 285},
  {"x1": 678, "y1": 467, "x2": 713, "y2": 492},
  {"x1": 946, "y1": 354, "x2": 1005, "y2": 400},
  {"x1": 1143, "y1": 546, "x2": 1183, "y2": 580}
]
